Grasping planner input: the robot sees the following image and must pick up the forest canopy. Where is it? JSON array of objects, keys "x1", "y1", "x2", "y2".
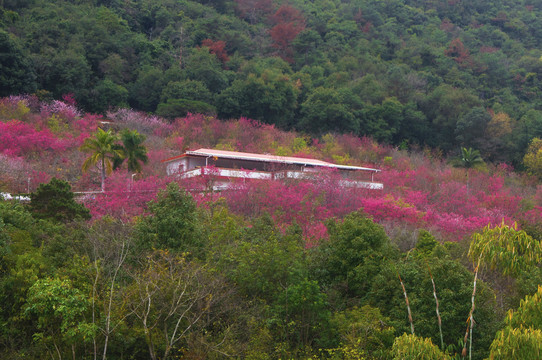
[{"x1": 3, "y1": 0, "x2": 542, "y2": 164}]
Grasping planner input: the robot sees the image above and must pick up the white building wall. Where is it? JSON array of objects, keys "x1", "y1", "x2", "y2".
[{"x1": 165, "y1": 156, "x2": 383, "y2": 190}]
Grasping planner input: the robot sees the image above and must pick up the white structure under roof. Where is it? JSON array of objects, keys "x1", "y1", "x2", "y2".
[
  {"x1": 1, "y1": 192, "x2": 31, "y2": 201},
  {"x1": 162, "y1": 148, "x2": 383, "y2": 190}
]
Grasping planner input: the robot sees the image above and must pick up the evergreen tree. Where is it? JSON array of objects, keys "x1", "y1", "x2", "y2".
[{"x1": 29, "y1": 178, "x2": 91, "y2": 223}]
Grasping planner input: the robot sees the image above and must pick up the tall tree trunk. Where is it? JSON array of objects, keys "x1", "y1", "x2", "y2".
[
  {"x1": 102, "y1": 240, "x2": 126, "y2": 360},
  {"x1": 92, "y1": 262, "x2": 99, "y2": 360},
  {"x1": 101, "y1": 157, "x2": 106, "y2": 192},
  {"x1": 466, "y1": 168, "x2": 470, "y2": 197},
  {"x1": 398, "y1": 273, "x2": 415, "y2": 335},
  {"x1": 427, "y1": 263, "x2": 444, "y2": 351}
]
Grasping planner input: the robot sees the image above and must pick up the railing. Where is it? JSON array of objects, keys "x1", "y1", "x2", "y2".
[
  {"x1": 180, "y1": 167, "x2": 273, "y2": 180},
  {"x1": 179, "y1": 167, "x2": 383, "y2": 190}
]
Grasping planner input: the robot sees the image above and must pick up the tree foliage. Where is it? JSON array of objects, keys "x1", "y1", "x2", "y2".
[
  {"x1": 0, "y1": 29, "x2": 36, "y2": 97},
  {"x1": 136, "y1": 182, "x2": 203, "y2": 255},
  {"x1": 112, "y1": 129, "x2": 148, "y2": 173},
  {"x1": 312, "y1": 212, "x2": 398, "y2": 300},
  {"x1": 24, "y1": 277, "x2": 94, "y2": 358},
  {"x1": 127, "y1": 250, "x2": 225, "y2": 360},
  {"x1": 489, "y1": 286, "x2": 542, "y2": 359},
  {"x1": 80, "y1": 128, "x2": 124, "y2": 192},
  {"x1": 523, "y1": 138, "x2": 542, "y2": 179},
  {"x1": 453, "y1": 147, "x2": 485, "y2": 170},
  {"x1": 468, "y1": 222, "x2": 542, "y2": 277},
  {"x1": 391, "y1": 333, "x2": 450, "y2": 360},
  {"x1": 29, "y1": 177, "x2": 91, "y2": 222}
]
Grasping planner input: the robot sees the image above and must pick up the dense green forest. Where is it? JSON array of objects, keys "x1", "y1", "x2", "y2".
[
  {"x1": 3, "y1": 178, "x2": 542, "y2": 359},
  {"x1": 4, "y1": 0, "x2": 542, "y2": 164}
]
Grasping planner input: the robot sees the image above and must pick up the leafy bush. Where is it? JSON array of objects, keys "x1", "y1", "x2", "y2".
[
  {"x1": 157, "y1": 99, "x2": 216, "y2": 119},
  {"x1": 391, "y1": 334, "x2": 450, "y2": 360}
]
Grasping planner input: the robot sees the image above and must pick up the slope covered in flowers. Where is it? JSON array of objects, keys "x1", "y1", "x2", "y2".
[{"x1": 0, "y1": 95, "x2": 538, "y2": 244}]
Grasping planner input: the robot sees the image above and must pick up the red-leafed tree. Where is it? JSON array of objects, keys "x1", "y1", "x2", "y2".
[
  {"x1": 361, "y1": 22, "x2": 372, "y2": 33},
  {"x1": 270, "y1": 4, "x2": 305, "y2": 25},
  {"x1": 269, "y1": 5, "x2": 306, "y2": 63},
  {"x1": 201, "y1": 39, "x2": 230, "y2": 65},
  {"x1": 354, "y1": 8, "x2": 372, "y2": 33},
  {"x1": 444, "y1": 38, "x2": 474, "y2": 69}
]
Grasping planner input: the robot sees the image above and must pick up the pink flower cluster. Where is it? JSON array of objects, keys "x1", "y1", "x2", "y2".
[
  {"x1": 106, "y1": 108, "x2": 173, "y2": 137},
  {"x1": 0, "y1": 120, "x2": 72, "y2": 157},
  {"x1": 170, "y1": 114, "x2": 291, "y2": 153},
  {"x1": 40, "y1": 100, "x2": 82, "y2": 121},
  {"x1": 173, "y1": 160, "x2": 526, "y2": 244},
  {"x1": 81, "y1": 170, "x2": 169, "y2": 222}
]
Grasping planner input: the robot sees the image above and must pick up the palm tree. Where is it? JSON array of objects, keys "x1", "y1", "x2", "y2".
[
  {"x1": 80, "y1": 128, "x2": 124, "y2": 192},
  {"x1": 458, "y1": 147, "x2": 484, "y2": 169},
  {"x1": 113, "y1": 129, "x2": 148, "y2": 173},
  {"x1": 453, "y1": 147, "x2": 484, "y2": 195}
]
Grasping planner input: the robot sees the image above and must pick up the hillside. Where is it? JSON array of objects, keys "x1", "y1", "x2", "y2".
[
  {"x1": 3, "y1": 0, "x2": 542, "y2": 165},
  {"x1": 4, "y1": 0, "x2": 542, "y2": 358},
  {"x1": 1, "y1": 95, "x2": 539, "y2": 242},
  {"x1": 2, "y1": 97, "x2": 542, "y2": 358}
]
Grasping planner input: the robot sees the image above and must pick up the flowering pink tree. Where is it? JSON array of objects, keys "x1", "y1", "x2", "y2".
[
  {"x1": 0, "y1": 120, "x2": 71, "y2": 158},
  {"x1": 82, "y1": 171, "x2": 169, "y2": 221}
]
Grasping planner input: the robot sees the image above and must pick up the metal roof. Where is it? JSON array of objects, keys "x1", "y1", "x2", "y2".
[{"x1": 164, "y1": 148, "x2": 380, "y2": 172}]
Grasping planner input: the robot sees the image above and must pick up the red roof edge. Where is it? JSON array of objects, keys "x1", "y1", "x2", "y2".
[{"x1": 161, "y1": 154, "x2": 187, "y2": 163}]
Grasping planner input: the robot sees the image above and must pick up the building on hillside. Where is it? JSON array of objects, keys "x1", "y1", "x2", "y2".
[
  {"x1": 162, "y1": 148, "x2": 383, "y2": 190},
  {"x1": 1, "y1": 192, "x2": 30, "y2": 201}
]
